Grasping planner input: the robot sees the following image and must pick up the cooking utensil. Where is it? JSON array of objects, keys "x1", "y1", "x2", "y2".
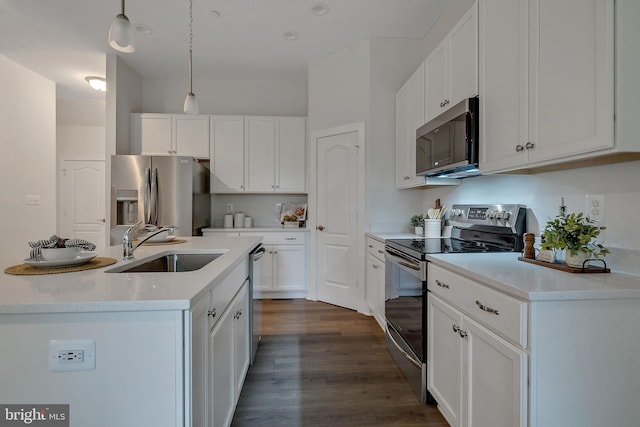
[
  {"x1": 427, "y1": 208, "x2": 437, "y2": 219},
  {"x1": 438, "y1": 206, "x2": 447, "y2": 219}
]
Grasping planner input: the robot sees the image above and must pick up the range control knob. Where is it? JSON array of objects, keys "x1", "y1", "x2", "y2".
[
  {"x1": 496, "y1": 211, "x2": 504, "y2": 220},
  {"x1": 501, "y1": 211, "x2": 511, "y2": 220},
  {"x1": 487, "y1": 210, "x2": 497, "y2": 219}
]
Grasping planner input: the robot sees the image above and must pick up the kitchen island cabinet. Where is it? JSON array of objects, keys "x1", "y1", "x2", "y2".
[
  {"x1": 426, "y1": 253, "x2": 640, "y2": 427},
  {"x1": 0, "y1": 236, "x2": 259, "y2": 427},
  {"x1": 365, "y1": 235, "x2": 385, "y2": 329}
]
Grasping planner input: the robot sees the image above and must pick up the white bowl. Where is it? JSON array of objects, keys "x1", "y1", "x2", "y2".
[{"x1": 41, "y1": 247, "x2": 80, "y2": 261}]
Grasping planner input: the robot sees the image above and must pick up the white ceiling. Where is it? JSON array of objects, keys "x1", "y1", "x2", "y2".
[{"x1": 0, "y1": 0, "x2": 448, "y2": 100}]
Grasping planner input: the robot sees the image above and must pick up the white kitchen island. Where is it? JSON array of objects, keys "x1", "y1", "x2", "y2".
[
  {"x1": 0, "y1": 235, "x2": 261, "y2": 427},
  {"x1": 425, "y1": 252, "x2": 640, "y2": 427}
]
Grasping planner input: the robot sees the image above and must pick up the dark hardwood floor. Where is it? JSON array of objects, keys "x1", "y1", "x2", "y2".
[{"x1": 231, "y1": 299, "x2": 450, "y2": 427}]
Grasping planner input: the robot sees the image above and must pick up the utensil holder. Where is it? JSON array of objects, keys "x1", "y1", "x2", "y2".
[{"x1": 425, "y1": 219, "x2": 441, "y2": 238}]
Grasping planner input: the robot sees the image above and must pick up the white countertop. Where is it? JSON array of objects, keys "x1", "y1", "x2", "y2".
[
  {"x1": 366, "y1": 231, "x2": 418, "y2": 242},
  {"x1": 0, "y1": 236, "x2": 261, "y2": 314},
  {"x1": 203, "y1": 227, "x2": 309, "y2": 233},
  {"x1": 426, "y1": 252, "x2": 640, "y2": 302}
]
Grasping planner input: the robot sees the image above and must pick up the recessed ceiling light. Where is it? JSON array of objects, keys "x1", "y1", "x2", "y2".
[
  {"x1": 209, "y1": 10, "x2": 221, "y2": 18},
  {"x1": 282, "y1": 30, "x2": 299, "y2": 41},
  {"x1": 85, "y1": 76, "x2": 106, "y2": 92},
  {"x1": 311, "y1": 2, "x2": 329, "y2": 15},
  {"x1": 133, "y1": 23, "x2": 153, "y2": 35}
]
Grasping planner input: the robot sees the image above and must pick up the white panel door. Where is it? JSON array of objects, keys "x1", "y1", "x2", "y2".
[
  {"x1": 60, "y1": 160, "x2": 106, "y2": 249},
  {"x1": 315, "y1": 125, "x2": 362, "y2": 311}
]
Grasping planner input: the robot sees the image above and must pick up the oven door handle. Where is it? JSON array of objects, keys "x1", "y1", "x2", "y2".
[
  {"x1": 387, "y1": 328, "x2": 421, "y2": 369},
  {"x1": 385, "y1": 248, "x2": 422, "y2": 270}
]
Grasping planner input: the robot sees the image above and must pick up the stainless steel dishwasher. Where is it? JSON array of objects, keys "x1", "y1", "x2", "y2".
[{"x1": 249, "y1": 244, "x2": 266, "y2": 364}]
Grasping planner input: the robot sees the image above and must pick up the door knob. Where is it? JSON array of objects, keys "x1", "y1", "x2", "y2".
[{"x1": 316, "y1": 225, "x2": 325, "y2": 231}]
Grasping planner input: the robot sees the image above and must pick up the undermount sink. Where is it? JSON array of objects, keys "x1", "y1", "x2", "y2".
[{"x1": 106, "y1": 252, "x2": 224, "y2": 273}]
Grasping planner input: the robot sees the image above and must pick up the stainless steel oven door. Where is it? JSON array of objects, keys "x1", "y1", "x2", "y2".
[{"x1": 384, "y1": 246, "x2": 429, "y2": 403}]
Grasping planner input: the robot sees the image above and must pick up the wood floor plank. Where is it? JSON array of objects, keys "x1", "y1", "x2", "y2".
[{"x1": 231, "y1": 299, "x2": 449, "y2": 427}]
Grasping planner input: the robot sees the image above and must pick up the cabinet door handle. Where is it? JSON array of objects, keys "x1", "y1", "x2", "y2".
[
  {"x1": 452, "y1": 324, "x2": 461, "y2": 333},
  {"x1": 435, "y1": 279, "x2": 450, "y2": 289},
  {"x1": 368, "y1": 244, "x2": 374, "y2": 248},
  {"x1": 476, "y1": 300, "x2": 500, "y2": 316},
  {"x1": 372, "y1": 264, "x2": 379, "y2": 269},
  {"x1": 459, "y1": 329, "x2": 468, "y2": 338},
  {"x1": 378, "y1": 249, "x2": 384, "y2": 254},
  {"x1": 317, "y1": 225, "x2": 325, "y2": 231},
  {"x1": 515, "y1": 145, "x2": 524, "y2": 152},
  {"x1": 207, "y1": 308, "x2": 217, "y2": 318},
  {"x1": 525, "y1": 142, "x2": 535, "y2": 150}
]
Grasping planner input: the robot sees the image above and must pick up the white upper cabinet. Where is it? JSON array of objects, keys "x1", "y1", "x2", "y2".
[
  {"x1": 245, "y1": 116, "x2": 276, "y2": 192},
  {"x1": 131, "y1": 113, "x2": 210, "y2": 158},
  {"x1": 480, "y1": 0, "x2": 616, "y2": 173},
  {"x1": 276, "y1": 117, "x2": 307, "y2": 193},
  {"x1": 396, "y1": 63, "x2": 427, "y2": 188},
  {"x1": 244, "y1": 116, "x2": 306, "y2": 194},
  {"x1": 211, "y1": 115, "x2": 245, "y2": 193},
  {"x1": 425, "y1": 2, "x2": 478, "y2": 123},
  {"x1": 172, "y1": 115, "x2": 211, "y2": 158}
]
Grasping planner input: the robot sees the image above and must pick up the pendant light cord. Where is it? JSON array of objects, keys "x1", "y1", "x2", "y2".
[{"x1": 188, "y1": 0, "x2": 194, "y2": 95}]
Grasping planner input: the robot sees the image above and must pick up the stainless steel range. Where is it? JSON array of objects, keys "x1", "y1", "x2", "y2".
[{"x1": 384, "y1": 204, "x2": 526, "y2": 404}]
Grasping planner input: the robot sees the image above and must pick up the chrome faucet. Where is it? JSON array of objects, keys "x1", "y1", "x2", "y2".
[{"x1": 122, "y1": 221, "x2": 175, "y2": 260}]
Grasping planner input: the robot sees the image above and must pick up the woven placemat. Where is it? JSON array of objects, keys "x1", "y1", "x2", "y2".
[
  {"x1": 139, "y1": 238, "x2": 187, "y2": 246},
  {"x1": 4, "y1": 257, "x2": 117, "y2": 276}
]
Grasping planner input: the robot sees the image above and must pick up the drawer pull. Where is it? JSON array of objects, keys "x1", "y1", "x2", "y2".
[
  {"x1": 378, "y1": 250, "x2": 384, "y2": 254},
  {"x1": 476, "y1": 300, "x2": 499, "y2": 316},
  {"x1": 207, "y1": 308, "x2": 217, "y2": 318},
  {"x1": 368, "y1": 244, "x2": 374, "y2": 248},
  {"x1": 435, "y1": 280, "x2": 450, "y2": 289},
  {"x1": 285, "y1": 237, "x2": 296, "y2": 240}
]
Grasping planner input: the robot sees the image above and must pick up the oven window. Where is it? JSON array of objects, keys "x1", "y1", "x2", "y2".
[{"x1": 385, "y1": 260, "x2": 425, "y2": 361}]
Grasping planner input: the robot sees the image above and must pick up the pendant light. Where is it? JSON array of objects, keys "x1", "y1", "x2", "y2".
[
  {"x1": 183, "y1": 0, "x2": 199, "y2": 114},
  {"x1": 108, "y1": 0, "x2": 135, "y2": 53}
]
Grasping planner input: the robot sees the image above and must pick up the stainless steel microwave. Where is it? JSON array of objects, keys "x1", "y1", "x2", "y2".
[{"x1": 416, "y1": 97, "x2": 479, "y2": 178}]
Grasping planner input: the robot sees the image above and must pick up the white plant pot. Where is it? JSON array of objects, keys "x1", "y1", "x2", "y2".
[
  {"x1": 414, "y1": 226, "x2": 424, "y2": 236},
  {"x1": 565, "y1": 250, "x2": 590, "y2": 268}
]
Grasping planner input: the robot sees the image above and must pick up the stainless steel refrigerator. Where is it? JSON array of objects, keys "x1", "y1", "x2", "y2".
[{"x1": 110, "y1": 155, "x2": 210, "y2": 244}]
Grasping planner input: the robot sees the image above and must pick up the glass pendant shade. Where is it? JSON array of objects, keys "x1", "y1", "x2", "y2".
[
  {"x1": 108, "y1": 0, "x2": 135, "y2": 54},
  {"x1": 184, "y1": 93, "x2": 199, "y2": 115}
]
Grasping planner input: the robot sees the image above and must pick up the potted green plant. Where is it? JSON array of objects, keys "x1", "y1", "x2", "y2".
[
  {"x1": 541, "y1": 212, "x2": 610, "y2": 267},
  {"x1": 410, "y1": 214, "x2": 425, "y2": 236}
]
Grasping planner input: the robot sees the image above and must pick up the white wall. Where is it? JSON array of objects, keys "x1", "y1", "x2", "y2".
[
  {"x1": 143, "y1": 78, "x2": 308, "y2": 116},
  {"x1": 420, "y1": 160, "x2": 640, "y2": 272},
  {"x1": 57, "y1": 99, "x2": 105, "y2": 161},
  {"x1": 0, "y1": 54, "x2": 56, "y2": 267}
]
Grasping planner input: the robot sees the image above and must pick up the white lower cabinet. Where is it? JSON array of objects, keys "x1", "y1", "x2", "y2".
[
  {"x1": 190, "y1": 262, "x2": 250, "y2": 427},
  {"x1": 365, "y1": 236, "x2": 385, "y2": 329},
  {"x1": 428, "y1": 264, "x2": 527, "y2": 427},
  {"x1": 204, "y1": 230, "x2": 309, "y2": 298}
]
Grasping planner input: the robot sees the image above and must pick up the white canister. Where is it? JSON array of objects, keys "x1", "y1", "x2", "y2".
[
  {"x1": 243, "y1": 216, "x2": 253, "y2": 228},
  {"x1": 425, "y1": 219, "x2": 442, "y2": 238},
  {"x1": 234, "y1": 212, "x2": 245, "y2": 228},
  {"x1": 224, "y1": 214, "x2": 234, "y2": 228}
]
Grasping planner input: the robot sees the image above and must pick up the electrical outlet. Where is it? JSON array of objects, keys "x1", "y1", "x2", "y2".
[
  {"x1": 49, "y1": 339, "x2": 95, "y2": 372},
  {"x1": 275, "y1": 203, "x2": 282, "y2": 213},
  {"x1": 586, "y1": 194, "x2": 605, "y2": 222},
  {"x1": 226, "y1": 203, "x2": 233, "y2": 213},
  {"x1": 26, "y1": 195, "x2": 40, "y2": 205}
]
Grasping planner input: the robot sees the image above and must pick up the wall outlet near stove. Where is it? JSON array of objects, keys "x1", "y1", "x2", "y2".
[{"x1": 586, "y1": 194, "x2": 605, "y2": 222}]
